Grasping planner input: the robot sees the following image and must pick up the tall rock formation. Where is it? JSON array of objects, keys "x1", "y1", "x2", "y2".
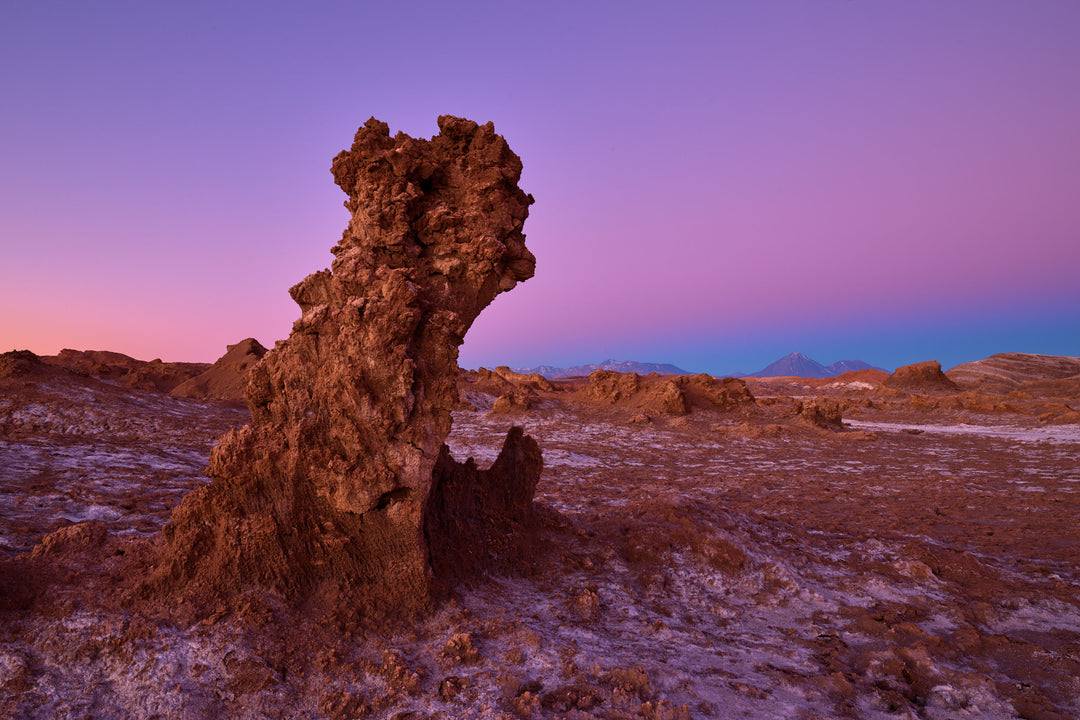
[{"x1": 148, "y1": 116, "x2": 541, "y2": 617}]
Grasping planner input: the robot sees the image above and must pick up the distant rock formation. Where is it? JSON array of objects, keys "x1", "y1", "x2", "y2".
[
  {"x1": 42, "y1": 349, "x2": 208, "y2": 393},
  {"x1": 823, "y1": 368, "x2": 890, "y2": 389},
  {"x1": 746, "y1": 352, "x2": 881, "y2": 379},
  {"x1": 883, "y1": 361, "x2": 959, "y2": 395},
  {"x1": 517, "y1": 359, "x2": 689, "y2": 379},
  {"x1": 582, "y1": 370, "x2": 755, "y2": 416},
  {"x1": 793, "y1": 398, "x2": 845, "y2": 430},
  {"x1": 0, "y1": 350, "x2": 49, "y2": 379},
  {"x1": 170, "y1": 338, "x2": 267, "y2": 402},
  {"x1": 147, "y1": 116, "x2": 540, "y2": 617},
  {"x1": 946, "y1": 353, "x2": 1080, "y2": 395}
]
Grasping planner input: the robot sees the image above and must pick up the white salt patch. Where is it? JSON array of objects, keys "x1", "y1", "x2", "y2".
[{"x1": 846, "y1": 420, "x2": 1080, "y2": 444}]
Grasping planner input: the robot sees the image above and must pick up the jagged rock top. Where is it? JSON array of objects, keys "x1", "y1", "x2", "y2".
[{"x1": 289, "y1": 115, "x2": 535, "y2": 332}]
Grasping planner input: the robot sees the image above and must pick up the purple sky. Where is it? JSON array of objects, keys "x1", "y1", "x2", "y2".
[{"x1": 3, "y1": 1, "x2": 1078, "y2": 375}]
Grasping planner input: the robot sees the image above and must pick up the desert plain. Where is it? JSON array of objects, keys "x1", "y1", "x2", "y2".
[{"x1": 1, "y1": 347, "x2": 1079, "y2": 720}]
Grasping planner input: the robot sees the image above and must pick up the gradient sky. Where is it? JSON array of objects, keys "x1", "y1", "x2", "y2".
[{"x1": 3, "y1": 1, "x2": 1078, "y2": 375}]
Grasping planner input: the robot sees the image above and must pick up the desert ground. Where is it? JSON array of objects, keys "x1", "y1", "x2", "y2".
[{"x1": 1, "y1": 349, "x2": 1078, "y2": 719}]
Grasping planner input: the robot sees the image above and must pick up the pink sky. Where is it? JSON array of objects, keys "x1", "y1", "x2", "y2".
[{"x1": 2, "y1": 2, "x2": 1078, "y2": 375}]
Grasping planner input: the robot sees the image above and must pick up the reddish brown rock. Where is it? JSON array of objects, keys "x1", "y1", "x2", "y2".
[
  {"x1": 170, "y1": 338, "x2": 267, "y2": 402},
  {"x1": 43, "y1": 349, "x2": 207, "y2": 392},
  {"x1": 646, "y1": 379, "x2": 689, "y2": 416},
  {"x1": 493, "y1": 366, "x2": 557, "y2": 392},
  {"x1": 883, "y1": 360, "x2": 959, "y2": 395},
  {"x1": 586, "y1": 369, "x2": 641, "y2": 403},
  {"x1": 580, "y1": 370, "x2": 756, "y2": 417},
  {"x1": 0, "y1": 350, "x2": 49, "y2": 380},
  {"x1": 146, "y1": 116, "x2": 539, "y2": 617},
  {"x1": 678, "y1": 374, "x2": 756, "y2": 411},
  {"x1": 424, "y1": 427, "x2": 541, "y2": 586},
  {"x1": 490, "y1": 391, "x2": 534, "y2": 414},
  {"x1": 793, "y1": 398, "x2": 844, "y2": 430},
  {"x1": 946, "y1": 352, "x2": 1080, "y2": 395}
]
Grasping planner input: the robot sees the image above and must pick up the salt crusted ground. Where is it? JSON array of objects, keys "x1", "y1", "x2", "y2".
[{"x1": 1, "y1": 374, "x2": 1079, "y2": 719}]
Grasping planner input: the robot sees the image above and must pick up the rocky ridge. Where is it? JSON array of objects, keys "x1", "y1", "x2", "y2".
[
  {"x1": 41, "y1": 349, "x2": 209, "y2": 393},
  {"x1": 947, "y1": 352, "x2": 1080, "y2": 396}
]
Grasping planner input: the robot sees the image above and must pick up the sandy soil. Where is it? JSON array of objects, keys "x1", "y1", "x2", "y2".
[{"x1": 1, "y1": 373, "x2": 1078, "y2": 719}]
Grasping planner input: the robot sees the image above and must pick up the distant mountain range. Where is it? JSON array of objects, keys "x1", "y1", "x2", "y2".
[
  {"x1": 511, "y1": 352, "x2": 882, "y2": 380},
  {"x1": 744, "y1": 352, "x2": 883, "y2": 379},
  {"x1": 512, "y1": 359, "x2": 689, "y2": 379}
]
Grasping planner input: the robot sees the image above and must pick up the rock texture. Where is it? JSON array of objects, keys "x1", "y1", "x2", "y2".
[
  {"x1": 0, "y1": 350, "x2": 50, "y2": 380},
  {"x1": 582, "y1": 370, "x2": 756, "y2": 417},
  {"x1": 424, "y1": 427, "x2": 541, "y2": 586},
  {"x1": 43, "y1": 349, "x2": 208, "y2": 393},
  {"x1": 147, "y1": 116, "x2": 540, "y2": 617},
  {"x1": 946, "y1": 353, "x2": 1080, "y2": 395},
  {"x1": 883, "y1": 360, "x2": 959, "y2": 395},
  {"x1": 170, "y1": 338, "x2": 267, "y2": 402}
]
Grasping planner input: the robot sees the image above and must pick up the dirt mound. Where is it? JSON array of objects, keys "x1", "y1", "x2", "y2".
[
  {"x1": 170, "y1": 338, "x2": 267, "y2": 402},
  {"x1": 43, "y1": 348, "x2": 207, "y2": 393},
  {"x1": 146, "y1": 116, "x2": 540, "y2": 618},
  {"x1": 947, "y1": 353, "x2": 1080, "y2": 395},
  {"x1": 883, "y1": 360, "x2": 959, "y2": 395}
]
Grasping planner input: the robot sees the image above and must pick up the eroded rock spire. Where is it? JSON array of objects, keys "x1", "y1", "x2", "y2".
[{"x1": 149, "y1": 116, "x2": 541, "y2": 616}]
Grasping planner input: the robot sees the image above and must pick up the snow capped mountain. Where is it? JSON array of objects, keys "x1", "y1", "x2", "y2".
[{"x1": 512, "y1": 359, "x2": 689, "y2": 379}]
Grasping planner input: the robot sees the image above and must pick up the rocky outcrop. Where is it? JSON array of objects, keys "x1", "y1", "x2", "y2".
[
  {"x1": 883, "y1": 361, "x2": 959, "y2": 395},
  {"x1": 678, "y1": 374, "x2": 755, "y2": 411},
  {"x1": 493, "y1": 366, "x2": 556, "y2": 393},
  {"x1": 946, "y1": 353, "x2": 1080, "y2": 395},
  {"x1": 648, "y1": 379, "x2": 689, "y2": 415},
  {"x1": 424, "y1": 427, "x2": 541, "y2": 586},
  {"x1": 147, "y1": 116, "x2": 540, "y2": 618},
  {"x1": 170, "y1": 338, "x2": 267, "y2": 402},
  {"x1": 43, "y1": 349, "x2": 207, "y2": 393},
  {"x1": 0, "y1": 350, "x2": 49, "y2": 380},
  {"x1": 491, "y1": 391, "x2": 534, "y2": 414},
  {"x1": 586, "y1": 370, "x2": 641, "y2": 403},
  {"x1": 793, "y1": 398, "x2": 844, "y2": 430},
  {"x1": 581, "y1": 370, "x2": 756, "y2": 417}
]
